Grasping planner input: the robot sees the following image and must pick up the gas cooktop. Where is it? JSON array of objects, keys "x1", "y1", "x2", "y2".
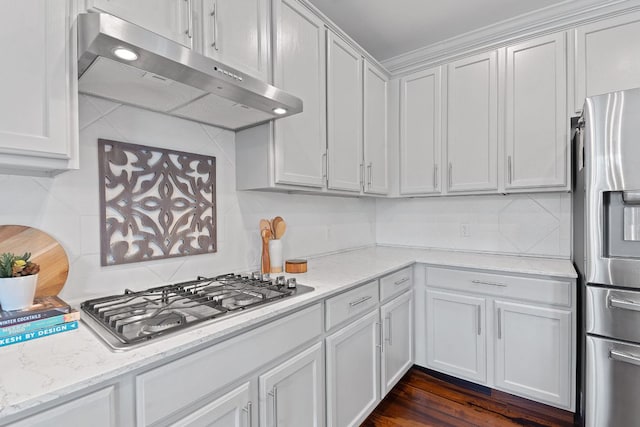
[{"x1": 80, "y1": 273, "x2": 313, "y2": 351}]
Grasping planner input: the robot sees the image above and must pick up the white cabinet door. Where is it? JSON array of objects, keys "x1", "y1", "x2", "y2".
[
  {"x1": 446, "y1": 51, "x2": 498, "y2": 193},
  {"x1": 87, "y1": 0, "x2": 192, "y2": 48},
  {"x1": 201, "y1": 0, "x2": 269, "y2": 81},
  {"x1": 10, "y1": 387, "x2": 117, "y2": 427},
  {"x1": 171, "y1": 382, "x2": 252, "y2": 427},
  {"x1": 574, "y1": 10, "x2": 640, "y2": 112},
  {"x1": 259, "y1": 342, "x2": 324, "y2": 427},
  {"x1": 426, "y1": 289, "x2": 487, "y2": 384},
  {"x1": 326, "y1": 309, "x2": 380, "y2": 427},
  {"x1": 327, "y1": 31, "x2": 363, "y2": 193},
  {"x1": 494, "y1": 300, "x2": 572, "y2": 409},
  {"x1": 400, "y1": 66, "x2": 442, "y2": 195},
  {"x1": 380, "y1": 291, "x2": 413, "y2": 395},
  {"x1": 505, "y1": 33, "x2": 568, "y2": 191},
  {"x1": 364, "y1": 61, "x2": 389, "y2": 195},
  {"x1": 0, "y1": 0, "x2": 77, "y2": 175},
  {"x1": 272, "y1": 0, "x2": 326, "y2": 187}
]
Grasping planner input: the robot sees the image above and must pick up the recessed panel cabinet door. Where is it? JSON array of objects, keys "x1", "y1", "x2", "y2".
[
  {"x1": 364, "y1": 61, "x2": 389, "y2": 195},
  {"x1": 494, "y1": 300, "x2": 572, "y2": 409},
  {"x1": 575, "y1": 10, "x2": 640, "y2": 112},
  {"x1": 201, "y1": 0, "x2": 269, "y2": 81},
  {"x1": 327, "y1": 31, "x2": 363, "y2": 192},
  {"x1": 0, "y1": 0, "x2": 77, "y2": 172},
  {"x1": 87, "y1": 0, "x2": 192, "y2": 48},
  {"x1": 381, "y1": 291, "x2": 413, "y2": 395},
  {"x1": 505, "y1": 33, "x2": 567, "y2": 190},
  {"x1": 326, "y1": 310, "x2": 380, "y2": 427},
  {"x1": 171, "y1": 382, "x2": 252, "y2": 427},
  {"x1": 446, "y1": 52, "x2": 498, "y2": 193},
  {"x1": 426, "y1": 289, "x2": 487, "y2": 384},
  {"x1": 400, "y1": 66, "x2": 442, "y2": 195},
  {"x1": 259, "y1": 343, "x2": 324, "y2": 427},
  {"x1": 272, "y1": 0, "x2": 326, "y2": 187}
]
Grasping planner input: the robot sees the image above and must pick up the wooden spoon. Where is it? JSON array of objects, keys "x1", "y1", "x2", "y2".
[
  {"x1": 259, "y1": 219, "x2": 271, "y2": 233},
  {"x1": 275, "y1": 219, "x2": 287, "y2": 240},
  {"x1": 272, "y1": 216, "x2": 285, "y2": 239},
  {"x1": 261, "y1": 228, "x2": 272, "y2": 274}
]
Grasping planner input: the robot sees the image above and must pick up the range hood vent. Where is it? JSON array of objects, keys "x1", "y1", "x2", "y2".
[{"x1": 77, "y1": 13, "x2": 302, "y2": 131}]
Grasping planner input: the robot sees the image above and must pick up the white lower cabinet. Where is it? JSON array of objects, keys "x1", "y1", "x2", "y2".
[
  {"x1": 171, "y1": 382, "x2": 252, "y2": 427},
  {"x1": 381, "y1": 290, "x2": 414, "y2": 395},
  {"x1": 8, "y1": 386, "x2": 117, "y2": 427},
  {"x1": 423, "y1": 266, "x2": 575, "y2": 411},
  {"x1": 426, "y1": 289, "x2": 487, "y2": 383},
  {"x1": 325, "y1": 273, "x2": 414, "y2": 427},
  {"x1": 259, "y1": 342, "x2": 324, "y2": 427},
  {"x1": 494, "y1": 300, "x2": 572, "y2": 408},
  {"x1": 326, "y1": 309, "x2": 380, "y2": 427}
]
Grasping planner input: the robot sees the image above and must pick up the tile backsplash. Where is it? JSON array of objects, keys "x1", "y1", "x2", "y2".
[
  {"x1": 0, "y1": 96, "x2": 376, "y2": 301},
  {"x1": 0, "y1": 95, "x2": 571, "y2": 301},
  {"x1": 376, "y1": 193, "x2": 571, "y2": 258}
]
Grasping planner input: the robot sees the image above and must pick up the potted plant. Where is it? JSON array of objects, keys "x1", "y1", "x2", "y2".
[{"x1": 0, "y1": 252, "x2": 40, "y2": 311}]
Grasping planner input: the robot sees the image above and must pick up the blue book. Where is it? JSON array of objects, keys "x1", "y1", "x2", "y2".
[
  {"x1": 0, "y1": 310, "x2": 80, "y2": 338},
  {"x1": 0, "y1": 321, "x2": 79, "y2": 348}
]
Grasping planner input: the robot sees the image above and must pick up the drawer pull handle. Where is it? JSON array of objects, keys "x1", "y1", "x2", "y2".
[
  {"x1": 394, "y1": 277, "x2": 410, "y2": 286},
  {"x1": 349, "y1": 295, "x2": 372, "y2": 307},
  {"x1": 471, "y1": 279, "x2": 507, "y2": 288},
  {"x1": 477, "y1": 306, "x2": 482, "y2": 336},
  {"x1": 610, "y1": 349, "x2": 640, "y2": 367},
  {"x1": 609, "y1": 297, "x2": 640, "y2": 312},
  {"x1": 376, "y1": 322, "x2": 383, "y2": 353}
]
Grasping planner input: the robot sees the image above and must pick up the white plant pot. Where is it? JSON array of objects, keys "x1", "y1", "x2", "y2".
[{"x1": 0, "y1": 274, "x2": 38, "y2": 311}]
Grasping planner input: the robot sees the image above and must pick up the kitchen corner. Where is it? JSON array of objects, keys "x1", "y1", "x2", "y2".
[{"x1": 0, "y1": 245, "x2": 575, "y2": 423}]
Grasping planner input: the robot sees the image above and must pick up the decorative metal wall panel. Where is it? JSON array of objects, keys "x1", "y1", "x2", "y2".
[{"x1": 98, "y1": 139, "x2": 216, "y2": 266}]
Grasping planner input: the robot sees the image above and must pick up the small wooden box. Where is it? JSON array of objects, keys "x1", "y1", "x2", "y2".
[{"x1": 285, "y1": 259, "x2": 307, "y2": 273}]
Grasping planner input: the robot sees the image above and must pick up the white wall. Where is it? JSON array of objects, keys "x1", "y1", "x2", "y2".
[
  {"x1": 376, "y1": 193, "x2": 571, "y2": 258},
  {"x1": 0, "y1": 96, "x2": 376, "y2": 301},
  {"x1": 0, "y1": 95, "x2": 573, "y2": 302}
]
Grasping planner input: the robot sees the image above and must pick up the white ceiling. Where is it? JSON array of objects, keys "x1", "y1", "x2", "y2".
[{"x1": 307, "y1": 0, "x2": 572, "y2": 61}]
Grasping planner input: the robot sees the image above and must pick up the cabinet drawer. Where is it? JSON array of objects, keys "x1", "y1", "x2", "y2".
[
  {"x1": 136, "y1": 304, "x2": 322, "y2": 426},
  {"x1": 380, "y1": 267, "x2": 412, "y2": 301},
  {"x1": 325, "y1": 280, "x2": 379, "y2": 331},
  {"x1": 426, "y1": 267, "x2": 571, "y2": 306}
]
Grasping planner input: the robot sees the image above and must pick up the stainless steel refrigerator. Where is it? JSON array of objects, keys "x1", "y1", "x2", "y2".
[{"x1": 574, "y1": 88, "x2": 640, "y2": 427}]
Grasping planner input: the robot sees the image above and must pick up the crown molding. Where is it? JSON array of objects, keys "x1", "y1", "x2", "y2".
[{"x1": 382, "y1": 0, "x2": 640, "y2": 76}]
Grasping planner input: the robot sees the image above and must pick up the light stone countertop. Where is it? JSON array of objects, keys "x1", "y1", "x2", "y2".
[{"x1": 0, "y1": 245, "x2": 576, "y2": 421}]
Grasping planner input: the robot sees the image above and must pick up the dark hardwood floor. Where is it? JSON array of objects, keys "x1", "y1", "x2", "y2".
[{"x1": 362, "y1": 367, "x2": 576, "y2": 427}]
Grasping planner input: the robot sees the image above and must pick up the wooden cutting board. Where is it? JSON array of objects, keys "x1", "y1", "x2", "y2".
[{"x1": 0, "y1": 225, "x2": 69, "y2": 297}]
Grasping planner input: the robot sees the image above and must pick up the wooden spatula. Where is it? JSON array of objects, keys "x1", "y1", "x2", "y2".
[{"x1": 261, "y1": 228, "x2": 272, "y2": 274}]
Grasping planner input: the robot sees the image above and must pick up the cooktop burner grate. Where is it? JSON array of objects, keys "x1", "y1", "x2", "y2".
[{"x1": 81, "y1": 273, "x2": 313, "y2": 350}]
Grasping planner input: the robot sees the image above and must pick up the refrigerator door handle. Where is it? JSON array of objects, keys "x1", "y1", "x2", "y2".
[
  {"x1": 610, "y1": 349, "x2": 640, "y2": 367},
  {"x1": 609, "y1": 297, "x2": 640, "y2": 312}
]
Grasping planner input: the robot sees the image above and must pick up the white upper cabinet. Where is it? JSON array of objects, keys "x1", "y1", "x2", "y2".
[
  {"x1": 0, "y1": 0, "x2": 78, "y2": 176},
  {"x1": 201, "y1": 0, "x2": 269, "y2": 81},
  {"x1": 399, "y1": 66, "x2": 442, "y2": 195},
  {"x1": 574, "y1": 10, "x2": 640, "y2": 112},
  {"x1": 446, "y1": 51, "x2": 498, "y2": 193},
  {"x1": 327, "y1": 31, "x2": 363, "y2": 193},
  {"x1": 504, "y1": 33, "x2": 568, "y2": 191},
  {"x1": 87, "y1": 0, "x2": 193, "y2": 48},
  {"x1": 364, "y1": 61, "x2": 389, "y2": 195},
  {"x1": 272, "y1": 0, "x2": 326, "y2": 187}
]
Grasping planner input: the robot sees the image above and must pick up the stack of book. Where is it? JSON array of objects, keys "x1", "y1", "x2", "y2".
[{"x1": 0, "y1": 296, "x2": 79, "y2": 348}]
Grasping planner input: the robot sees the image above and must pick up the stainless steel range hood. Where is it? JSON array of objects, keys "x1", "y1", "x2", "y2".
[{"x1": 77, "y1": 13, "x2": 302, "y2": 131}]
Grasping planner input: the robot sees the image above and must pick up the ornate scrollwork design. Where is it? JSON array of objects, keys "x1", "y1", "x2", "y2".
[{"x1": 98, "y1": 139, "x2": 216, "y2": 266}]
